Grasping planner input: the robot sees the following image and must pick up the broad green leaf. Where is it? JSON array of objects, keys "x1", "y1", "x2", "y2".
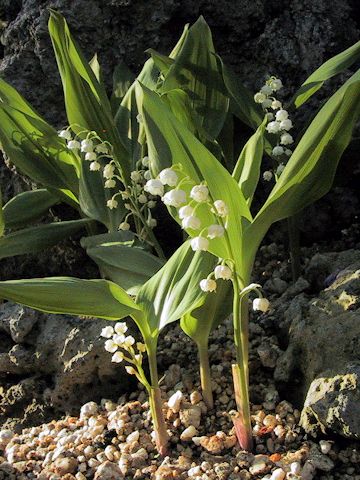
[
  {"x1": 3, "y1": 189, "x2": 59, "y2": 229},
  {"x1": 159, "y1": 17, "x2": 229, "y2": 140},
  {"x1": 111, "y1": 61, "x2": 135, "y2": 114},
  {"x1": 146, "y1": 49, "x2": 174, "y2": 76},
  {"x1": 80, "y1": 231, "x2": 135, "y2": 249},
  {"x1": 0, "y1": 79, "x2": 80, "y2": 202},
  {"x1": 85, "y1": 241, "x2": 164, "y2": 295},
  {"x1": 79, "y1": 160, "x2": 126, "y2": 231},
  {"x1": 293, "y1": 40, "x2": 360, "y2": 108},
  {"x1": 136, "y1": 242, "x2": 215, "y2": 334},
  {"x1": 232, "y1": 118, "x2": 267, "y2": 204},
  {"x1": 181, "y1": 279, "x2": 232, "y2": 346},
  {"x1": 246, "y1": 72, "x2": 360, "y2": 268},
  {"x1": 136, "y1": 84, "x2": 251, "y2": 271},
  {"x1": 48, "y1": 11, "x2": 130, "y2": 181},
  {"x1": 0, "y1": 277, "x2": 139, "y2": 320},
  {"x1": 220, "y1": 59, "x2": 263, "y2": 129},
  {"x1": 0, "y1": 218, "x2": 93, "y2": 259}
]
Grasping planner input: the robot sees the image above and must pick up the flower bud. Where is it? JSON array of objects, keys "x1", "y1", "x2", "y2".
[
  {"x1": 136, "y1": 342, "x2": 146, "y2": 353},
  {"x1": 266, "y1": 112, "x2": 274, "y2": 121},
  {"x1": 159, "y1": 168, "x2": 178, "y2": 187},
  {"x1": 131, "y1": 170, "x2": 142, "y2": 183},
  {"x1": 144, "y1": 179, "x2": 164, "y2": 196},
  {"x1": 147, "y1": 218, "x2": 157, "y2": 228},
  {"x1": 200, "y1": 278, "x2": 217, "y2": 292},
  {"x1": 252, "y1": 298, "x2": 270, "y2": 312},
  {"x1": 147, "y1": 200, "x2": 156, "y2": 209},
  {"x1": 182, "y1": 215, "x2": 201, "y2": 230},
  {"x1": 115, "y1": 322, "x2": 128, "y2": 334},
  {"x1": 162, "y1": 189, "x2": 186, "y2": 208},
  {"x1": 190, "y1": 236, "x2": 209, "y2": 251},
  {"x1": 142, "y1": 156, "x2": 150, "y2": 166},
  {"x1": 100, "y1": 326, "x2": 114, "y2": 338},
  {"x1": 144, "y1": 170, "x2": 152, "y2": 180},
  {"x1": 272, "y1": 146, "x2": 284, "y2": 156},
  {"x1": 112, "y1": 351, "x2": 124, "y2": 363},
  {"x1": 213, "y1": 200, "x2": 228, "y2": 217},
  {"x1": 138, "y1": 194, "x2": 148, "y2": 204},
  {"x1": 214, "y1": 265, "x2": 232, "y2": 280},
  {"x1": 95, "y1": 144, "x2": 109, "y2": 154},
  {"x1": 136, "y1": 113, "x2": 143, "y2": 123},
  {"x1": 104, "y1": 339, "x2": 118, "y2": 353},
  {"x1": 103, "y1": 164, "x2": 115, "y2": 179},
  {"x1": 276, "y1": 163, "x2": 285, "y2": 176},
  {"x1": 263, "y1": 171, "x2": 273, "y2": 181}
]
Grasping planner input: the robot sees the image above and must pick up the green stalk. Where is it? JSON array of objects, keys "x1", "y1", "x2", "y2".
[
  {"x1": 232, "y1": 278, "x2": 253, "y2": 451},
  {"x1": 147, "y1": 340, "x2": 169, "y2": 455},
  {"x1": 197, "y1": 340, "x2": 214, "y2": 409},
  {"x1": 287, "y1": 215, "x2": 301, "y2": 282}
]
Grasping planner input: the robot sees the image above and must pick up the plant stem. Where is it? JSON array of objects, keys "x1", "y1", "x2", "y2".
[
  {"x1": 197, "y1": 341, "x2": 213, "y2": 409},
  {"x1": 232, "y1": 278, "x2": 253, "y2": 451},
  {"x1": 287, "y1": 215, "x2": 301, "y2": 282},
  {"x1": 147, "y1": 341, "x2": 169, "y2": 455}
]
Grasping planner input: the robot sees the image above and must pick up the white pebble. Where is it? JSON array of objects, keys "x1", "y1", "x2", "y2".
[
  {"x1": 0, "y1": 430, "x2": 14, "y2": 450},
  {"x1": 188, "y1": 466, "x2": 202, "y2": 477},
  {"x1": 168, "y1": 390, "x2": 183, "y2": 413},
  {"x1": 126, "y1": 431, "x2": 140, "y2": 443},
  {"x1": 290, "y1": 462, "x2": 301, "y2": 475},
  {"x1": 270, "y1": 468, "x2": 286, "y2": 480},
  {"x1": 319, "y1": 440, "x2": 332, "y2": 454},
  {"x1": 80, "y1": 401, "x2": 98, "y2": 419},
  {"x1": 180, "y1": 426, "x2": 198, "y2": 441}
]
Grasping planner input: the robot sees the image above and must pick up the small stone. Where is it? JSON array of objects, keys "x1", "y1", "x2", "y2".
[
  {"x1": 319, "y1": 440, "x2": 332, "y2": 454},
  {"x1": 270, "y1": 468, "x2": 286, "y2": 480},
  {"x1": 0, "y1": 430, "x2": 14, "y2": 449},
  {"x1": 126, "y1": 431, "x2": 139, "y2": 444},
  {"x1": 290, "y1": 462, "x2": 301, "y2": 475},
  {"x1": 53, "y1": 457, "x2": 78, "y2": 475},
  {"x1": 80, "y1": 402, "x2": 98, "y2": 419},
  {"x1": 263, "y1": 415, "x2": 278, "y2": 429},
  {"x1": 94, "y1": 460, "x2": 123, "y2": 479},
  {"x1": 188, "y1": 466, "x2": 202, "y2": 477},
  {"x1": 180, "y1": 406, "x2": 202, "y2": 428},
  {"x1": 180, "y1": 426, "x2": 198, "y2": 441},
  {"x1": 131, "y1": 448, "x2": 148, "y2": 467},
  {"x1": 75, "y1": 474, "x2": 87, "y2": 480},
  {"x1": 190, "y1": 391, "x2": 202, "y2": 405},
  {"x1": 168, "y1": 390, "x2": 183, "y2": 413}
]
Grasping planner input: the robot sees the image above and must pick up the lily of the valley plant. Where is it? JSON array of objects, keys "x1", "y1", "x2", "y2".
[{"x1": 0, "y1": 10, "x2": 359, "y2": 454}]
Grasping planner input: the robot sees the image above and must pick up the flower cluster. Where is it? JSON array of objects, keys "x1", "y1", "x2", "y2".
[
  {"x1": 59, "y1": 127, "x2": 158, "y2": 236},
  {"x1": 101, "y1": 322, "x2": 146, "y2": 378},
  {"x1": 253, "y1": 77, "x2": 294, "y2": 182}
]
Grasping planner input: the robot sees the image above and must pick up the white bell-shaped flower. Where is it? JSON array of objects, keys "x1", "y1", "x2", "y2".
[
  {"x1": 207, "y1": 224, "x2": 224, "y2": 239},
  {"x1": 214, "y1": 265, "x2": 232, "y2": 280},
  {"x1": 159, "y1": 168, "x2": 178, "y2": 187},
  {"x1": 182, "y1": 215, "x2": 201, "y2": 230},
  {"x1": 119, "y1": 222, "x2": 130, "y2": 231},
  {"x1": 252, "y1": 298, "x2": 270, "y2": 312},
  {"x1": 67, "y1": 140, "x2": 80, "y2": 150},
  {"x1": 213, "y1": 200, "x2": 229, "y2": 217},
  {"x1": 104, "y1": 339, "x2": 118, "y2": 353},
  {"x1": 199, "y1": 278, "x2": 217, "y2": 292},
  {"x1": 272, "y1": 146, "x2": 284, "y2": 156},
  {"x1": 90, "y1": 161, "x2": 101, "y2": 171},
  {"x1": 190, "y1": 185, "x2": 209, "y2": 203},
  {"x1": 100, "y1": 326, "x2": 114, "y2": 338},
  {"x1": 59, "y1": 129, "x2": 72, "y2": 140},
  {"x1": 266, "y1": 121, "x2": 281, "y2": 134},
  {"x1": 144, "y1": 179, "x2": 164, "y2": 196},
  {"x1": 162, "y1": 189, "x2": 186, "y2": 208},
  {"x1": 107, "y1": 198, "x2": 118, "y2": 209},
  {"x1": 81, "y1": 139, "x2": 94, "y2": 153},
  {"x1": 112, "y1": 351, "x2": 124, "y2": 363},
  {"x1": 190, "y1": 236, "x2": 209, "y2": 251},
  {"x1": 275, "y1": 109, "x2": 288, "y2": 122},
  {"x1": 179, "y1": 205, "x2": 194, "y2": 219},
  {"x1": 280, "y1": 133, "x2": 294, "y2": 145},
  {"x1": 85, "y1": 152, "x2": 97, "y2": 161}
]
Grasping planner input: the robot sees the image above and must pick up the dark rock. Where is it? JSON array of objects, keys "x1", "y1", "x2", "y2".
[{"x1": 275, "y1": 250, "x2": 360, "y2": 438}]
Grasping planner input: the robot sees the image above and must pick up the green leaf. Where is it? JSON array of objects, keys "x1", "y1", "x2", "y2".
[
  {"x1": 136, "y1": 84, "x2": 251, "y2": 270},
  {"x1": 159, "y1": 16, "x2": 229, "y2": 140},
  {"x1": 89, "y1": 53, "x2": 101, "y2": 82},
  {"x1": 246, "y1": 72, "x2": 360, "y2": 264},
  {"x1": 232, "y1": 118, "x2": 267, "y2": 204},
  {"x1": 293, "y1": 40, "x2": 360, "y2": 108},
  {"x1": 136, "y1": 242, "x2": 215, "y2": 334},
  {"x1": 3, "y1": 189, "x2": 59, "y2": 229},
  {"x1": 219, "y1": 59, "x2": 263, "y2": 129},
  {"x1": 0, "y1": 79, "x2": 80, "y2": 203},
  {"x1": 0, "y1": 218, "x2": 93, "y2": 259},
  {"x1": 0, "y1": 189, "x2": 4, "y2": 237},
  {"x1": 79, "y1": 160, "x2": 126, "y2": 231},
  {"x1": 181, "y1": 279, "x2": 232, "y2": 346},
  {"x1": 85, "y1": 241, "x2": 164, "y2": 295},
  {"x1": 48, "y1": 10, "x2": 130, "y2": 181},
  {"x1": 80, "y1": 231, "x2": 135, "y2": 249},
  {"x1": 0, "y1": 277, "x2": 140, "y2": 320},
  {"x1": 146, "y1": 49, "x2": 174, "y2": 76},
  {"x1": 111, "y1": 61, "x2": 135, "y2": 114}
]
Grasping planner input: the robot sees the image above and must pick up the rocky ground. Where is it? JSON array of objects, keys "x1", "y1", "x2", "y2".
[{"x1": 0, "y1": 225, "x2": 359, "y2": 479}]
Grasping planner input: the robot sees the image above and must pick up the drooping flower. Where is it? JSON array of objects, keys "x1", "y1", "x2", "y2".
[
  {"x1": 144, "y1": 171, "x2": 152, "y2": 181},
  {"x1": 81, "y1": 139, "x2": 94, "y2": 153},
  {"x1": 272, "y1": 146, "x2": 284, "y2": 156},
  {"x1": 100, "y1": 326, "x2": 114, "y2": 338},
  {"x1": 252, "y1": 298, "x2": 270, "y2": 312},
  {"x1": 266, "y1": 112, "x2": 274, "y2": 121},
  {"x1": 58, "y1": 129, "x2": 72, "y2": 140},
  {"x1": 142, "y1": 156, "x2": 150, "y2": 167},
  {"x1": 263, "y1": 171, "x2": 273, "y2": 181},
  {"x1": 105, "y1": 179, "x2": 116, "y2": 189},
  {"x1": 207, "y1": 224, "x2": 224, "y2": 239},
  {"x1": 280, "y1": 133, "x2": 294, "y2": 145},
  {"x1": 159, "y1": 168, "x2": 178, "y2": 187},
  {"x1": 147, "y1": 200, "x2": 156, "y2": 209},
  {"x1": 138, "y1": 194, "x2": 148, "y2": 204},
  {"x1": 147, "y1": 218, "x2": 157, "y2": 228},
  {"x1": 107, "y1": 198, "x2": 118, "y2": 209},
  {"x1": 113, "y1": 334, "x2": 126, "y2": 345},
  {"x1": 137, "y1": 342, "x2": 146, "y2": 352},
  {"x1": 123, "y1": 336, "x2": 135, "y2": 347},
  {"x1": 162, "y1": 189, "x2": 186, "y2": 208},
  {"x1": 144, "y1": 179, "x2": 164, "y2": 196},
  {"x1": 213, "y1": 200, "x2": 229, "y2": 217},
  {"x1": 271, "y1": 100, "x2": 282, "y2": 110},
  {"x1": 85, "y1": 152, "x2": 97, "y2": 161},
  {"x1": 190, "y1": 185, "x2": 209, "y2": 203},
  {"x1": 266, "y1": 121, "x2": 281, "y2": 134},
  {"x1": 67, "y1": 140, "x2": 81, "y2": 150},
  {"x1": 131, "y1": 171, "x2": 142, "y2": 183},
  {"x1": 285, "y1": 149, "x2": 292, "y2": 156},
  {"x1": 276, "y1": 163, "x2": 285, "y2": 176},
  {"x1": 90, "y1": 161, "x2": 101, "y2": 171},
  {"x1": 261, "y1": 98, "x2": 273, "y2": 109},
  {"x1": 125, "y1": 366, "x2": 136, "y2": 375},
  {"x1": 103, "y1": 164, "x2": 115, "y2": 179},
  {"x1": 260, "y1": 85, "x2": 273, "y2": 95},
  {"x1": 199, "y1": 278, "x2": 217, "y2": 292},
  {"x1": 275, "y1": 109, "x2": 288, "y2": 122},
  {"x1": 182, "y1": 215, "x2": 201, "y2": 230},
  {"x1": 254, "y1": 92, "x2": 266, "y2": 103},
  {"x1": 119, "y1": 222, "x2": 130, "y2": 231},
  {"x1": 95, "y1": 144, "x2": 109, "y2": 154},
  {"x1": 178, "y1": 205, "x2": 194, "y2": 219},
  {"x1": 190, "y1": 236, "x2": 209, "y2": 251},
  {"x1": 214, "y1": 265, "x2": 232, "y2": 280},
  {"x1": 269, "y1": 78, "x2": 283, "y2": 91},
  {"x1": 280, "y1": 119, "x2": 293, "y2": 131},
  {"x1": 104, "y1": 339, "x2": 118, "y2": 353}
]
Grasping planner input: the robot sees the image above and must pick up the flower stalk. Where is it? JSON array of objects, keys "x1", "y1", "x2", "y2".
[{"x1": 197, "y1": 340, "x2": 214, "y2": 409}]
